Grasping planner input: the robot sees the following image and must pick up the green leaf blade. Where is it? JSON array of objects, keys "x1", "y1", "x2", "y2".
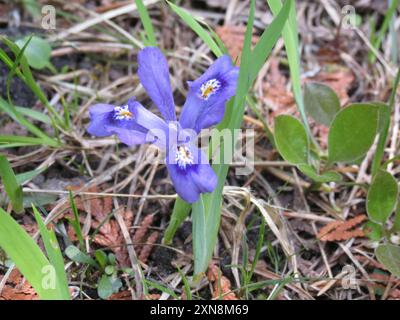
[
  {"x1": 376, "y1": 244, "x2": 400, "y2": 277},
  {"x1": 328, "y1": 104, "x2": 379, "y2": 164},
  {"x1": 0, "y1": 155, "x2": 23, "y2": 213},
  {"x1": 274, "y1": 115, "x2": 309, "y2": 165},
  {"x1": 304, "y1": 82, "x2": 341, "y2": 126},
  {"x1": 367, "y1": 170, "x2": 398, "y2": 224},
  {"x1": 0, "y1": 208, "x2": 65, "y2": 299}
]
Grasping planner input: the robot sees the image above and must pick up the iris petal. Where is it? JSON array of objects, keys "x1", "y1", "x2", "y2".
[
  {"x1": 179, "y1": 55, "x2": 239, "y2": 132},
  {"x1": 138, "y1": 47, "x2": 176, "y2": 122},
  {"x1": 167, "y1": 163, "x2": 201, "y2": 203},
  {"x1": 166, "y1": 144, "x2": 216, "y2": 203},
  {"x1": 87, "y1": 104, "x2": 115, "y2": 137},
  {"x1": 87, "y1": 101, "x2": 149, "y2": 146},
  {"x1": 191, "y1": 163, "x2": 217, "y2": 193}
]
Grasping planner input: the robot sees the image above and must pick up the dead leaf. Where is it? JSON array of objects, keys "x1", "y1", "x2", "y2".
[
  {"x1": 207, "y1": 263, "x2": 238, "y2": 300},
  {"x1": 317, "y1": 215, "x2": 366, "y2": 242},
  {"x1": 61, "y1": 185, "x2": 133, "y2": 267},
  {"x1": 0, "y1": 270, "x2": 37, "y2": 300},
  {"x1": 216, "y1": 25, "x2": 259, "y2": 66},
  {"x1": 263, "y1": 58, "x2": 294, "y2": 118}
]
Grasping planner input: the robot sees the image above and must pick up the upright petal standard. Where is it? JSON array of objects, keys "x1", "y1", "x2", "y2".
[
  {"x1": 87, "y1": 47, "x2": 238, "y2": 203},
  {"x1": 179, "y1": 55, "x2": 239, "y2": 132}
]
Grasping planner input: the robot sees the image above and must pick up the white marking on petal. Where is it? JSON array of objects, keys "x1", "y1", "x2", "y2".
[
  {"x1": 114, "y1": 105, "x2": 133, "y2": 120},
  {"x1": 175, "y1": 145, "x2": 194, "y2": 169},
  {"x1": 199, "y1": 79, "x2": 221, "y2": 100}
]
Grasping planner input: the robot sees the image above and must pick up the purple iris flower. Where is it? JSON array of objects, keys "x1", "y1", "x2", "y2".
[{"x1": 87, "y1": 47, "x2": 238, "y2": 203}]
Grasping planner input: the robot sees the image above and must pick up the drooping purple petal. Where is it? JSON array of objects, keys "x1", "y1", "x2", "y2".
[
  {"x1": 138, "y1": 47, "x2": 176, "y2": 122},
  {"x1": 166, "y1": 143, "x2": 217, "y2": 203},
  {"x1": 87, "y1": 101, "x2": 149, "y2": 146},
  {"x1": 167, "y1": 163, "x2": 202, "y2": 203},
  {"x1": 87, "y1": 104, "x2": 115, "y2": 137},
  {"x1": 191, "y1": 162, "x2": 217, "y2": 193},
  {"x1": 179, "y1": 55, "x2": 239, "y2": 132}
]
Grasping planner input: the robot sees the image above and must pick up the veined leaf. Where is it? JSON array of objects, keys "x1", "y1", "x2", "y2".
[
  {"x1": 328, "y1": 104, "x2": 379, "y2": 164},
  {"x1": 298, "y1": 164, "x2": 342, "y2": 183},
  {"x1": 274, "y1": 115, "x2": 309, "y2": 165},
  {"x1": 367, "y1": 170, "x2": 398, "y2": 224},
  {"x1": 376, "y1": 244, "x2": 400, "y2": 278},
  {"x1": 304, "y1": 82, "x2": 341, "y2": 126}
]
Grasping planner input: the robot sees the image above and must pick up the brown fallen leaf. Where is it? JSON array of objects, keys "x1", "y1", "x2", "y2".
[
  {"x1": 263, "y1": 58, "x2": 295, "y2": 118},
  {"x1": 60, "y1": 185, "x2": 158, "y2": 266},
  {"x1": 0, "y1": 270, "x2": 37, "y2": 300},
  {"x1": 216, "y1": 25, "x2": 259, "y2": 66},
  {"x1": 207, "y1": 263, "x2": 238, "y2": 300},
  {"x1": 108, "y1": 290, "x2": 132, "y2": 300},
  {"x1": 62, "y1": 185, "x2": 133, "y2": 267},
  {"x1": 317, "y1": 215, "x2": 366, "y2": 242},
  {"x1": 139, "y1": 231, "x2": 159, "y2": 264}
]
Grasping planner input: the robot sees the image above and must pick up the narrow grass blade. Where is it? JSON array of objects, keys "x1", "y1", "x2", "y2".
[
  {"x1": 68, "y1": 190, "x2": 85, "y2": 249},
  {"x1": 369, "y1": 0, "x2": 399, "y2": 64},
  {"x1": 267, "y1": 0, "x2": 311, "y2": 137},
  {"x1": 15, "y1": 106, "x2": 52, "y2": 124},
  {"x1": 0, "y1": 135, "x2": 49, "y2": 146},
  {"x1": 167, "y1": 1, "x2": 223, "y2": 57},
  {"x1": 135, "y1": 0, "x2": 157, "y2": 46},
  {"x1": 0, "y1": 36, "x2": 65, "y2": 130},
  {"x1": 0, "y1": 97, "x2": 59, "y2": 147},
  {"x1": 192, "y1": 0, "x2": 292, "y2": 275},
  {"x1": 163, "y1": 197, "x2": 191, "y2": 244},
  {"x1": 16, "y1": 167, "x2": 47, "y2": 185},
  {"x1": 144, "y1": 279, "x2": 180, "y2": 299},
  {"x1": 371, "y1": 68, "x2": 400, "y2": 176},
  {"x1": 0, "y1": 207, "x2": 66, "y2": 299},
  {"x1": 33, "y1": 205, "x2": 70, "y2": 300},
  {"x1": 0, "y1": 155, "x2": 23, "y2": 213}
]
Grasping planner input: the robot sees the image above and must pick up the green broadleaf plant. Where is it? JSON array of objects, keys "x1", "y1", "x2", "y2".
[
  {"x1": 304, "y1": 82, "x2": 341, "y2": 126},
  {"x1": 328, "y1": 104, "x2": 379, "y2": 164},
  {"x1": 376, "y1": 244, "x2": 400, "y2": 278},
  {"x1": 15, "y1": 36, "x2": 52, "y2": 70},
  {"x1": 274, "y1": 115, "x2": 309, "y2": 165},
  {"x1": 367, "y1": 170, "x2": 398, "y2": 224}
]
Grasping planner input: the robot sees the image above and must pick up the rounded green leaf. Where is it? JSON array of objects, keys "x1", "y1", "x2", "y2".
[
  {"x1": 363, "y1": 221, "x2": 383, "y2": 241},
  {"x1": 328, "y1": 104, "x2": 378, "y2": 164},
  {"x1": 15, "y1": 36, "x2": 52, "y2": 70},
  {"x1": 97, "y1": 275, "x2": 113, "y2": 300},
  {"x1": 376, "y1": 244, "x2": 400, "y2": 278},
  {"x1": 274, "y1": 115, "x2": 309, "y2": 165},
  {"x1": 304, "y1": 82, "x2": 340, "y2": 126},
  {"x1": 298, "y1": 164, "x2": 342, "y2": 183},
  {"x1": 367, "y1": 170, "x2": 398, "y2": 224}
]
